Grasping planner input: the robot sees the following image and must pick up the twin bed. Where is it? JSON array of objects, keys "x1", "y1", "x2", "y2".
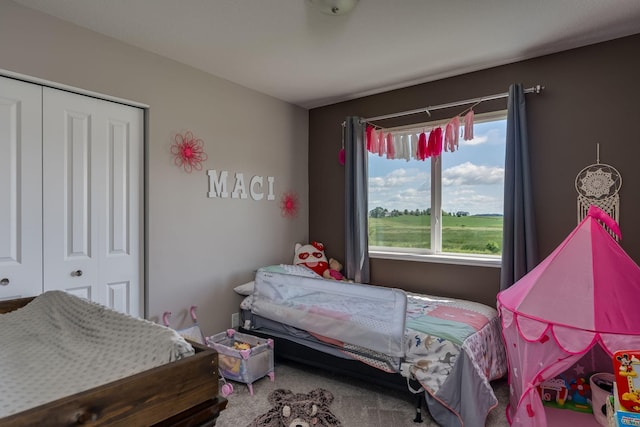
[
  {"x1": 239, "y1": 264, "x2": 507, "y2": 427},
  {"x1": 0, "y1": 291, "x2": 227, "y2": 426}
]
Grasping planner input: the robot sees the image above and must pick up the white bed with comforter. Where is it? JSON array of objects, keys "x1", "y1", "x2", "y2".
[{"x1": 241, "y1": 264, "x2": 507, "y2": 427}]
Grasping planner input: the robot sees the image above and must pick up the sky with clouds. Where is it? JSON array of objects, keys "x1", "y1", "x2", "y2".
[{"x1": 368, "y1": 119, "x2": 506, "y2": 216}]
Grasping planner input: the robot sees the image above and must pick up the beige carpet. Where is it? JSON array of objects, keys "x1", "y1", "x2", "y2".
[{"x1": 216, "y1": 359, "x2": 509, "y2": 427}]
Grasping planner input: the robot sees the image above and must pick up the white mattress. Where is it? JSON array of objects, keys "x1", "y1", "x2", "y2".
[{"x1": 0, "y1": 291, "x2": 194, "y2": 418}]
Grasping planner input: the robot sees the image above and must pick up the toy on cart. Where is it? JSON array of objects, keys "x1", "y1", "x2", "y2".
[{"x1": 206, "y1": 329, "x2": 274, "y2": 396}]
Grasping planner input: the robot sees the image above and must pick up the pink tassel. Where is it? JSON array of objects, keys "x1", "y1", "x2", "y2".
[
  {"x1": 433, "y1": 127, "x2": 443, "y2": 157},
  {"x1": 444, "y1": 122, "x2": 453, "y2": 152},
  {"x1": 386, "y1": 133, "x2": 394, "y2": 159},
  {"x1": 370, "y1": 128, "x2": 379, "y2": 153},
  {"x1": 464, "y1": 110, "x2": 474, "y2": 141},
  {"x1": 378, "y1": 130, "x2": 385, "y2": 156},
  {"x1": 445, "y1": 118, "x2": 459, "y2": 152},
  {"x1": 417, "y1": 132, "x2": 427, "y2": 160},
  {"x1": 366, "y1": 126, "x2": 374, "y2": 152},
  {"x1": 426, "y1": 129, "x2": 436, "y2": 158}
]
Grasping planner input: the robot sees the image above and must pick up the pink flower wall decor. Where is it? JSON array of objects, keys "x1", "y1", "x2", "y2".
[
  {"x1": 280, "y1": 191, "x2": 299, "y2": 218},
  {"x1": 171, "y1": 131, "x2": 208, "y2": 173}
]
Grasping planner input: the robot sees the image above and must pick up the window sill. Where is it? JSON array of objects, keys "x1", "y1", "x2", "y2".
[{"x1": 369, "y1": 250, "x2": 501, "y2": 268}]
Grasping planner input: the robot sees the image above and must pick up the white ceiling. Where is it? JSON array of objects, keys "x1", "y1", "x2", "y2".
[{"x1": 13, "y1": 0, "x2": 640, "y2": 108}]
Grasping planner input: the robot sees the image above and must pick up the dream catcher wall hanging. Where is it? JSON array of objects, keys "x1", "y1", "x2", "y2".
[{"x1": 575, "y1": 144, "x2": 622, "y2": 238}]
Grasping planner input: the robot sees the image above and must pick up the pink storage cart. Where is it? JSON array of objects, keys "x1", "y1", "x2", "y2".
[{"x1": 206, "y1": 329, "x2": 274, "y2": 396}]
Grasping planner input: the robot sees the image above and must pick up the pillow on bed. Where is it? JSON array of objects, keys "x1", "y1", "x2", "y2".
[
  {"x1": 240, "y1": 295, "x2": 254, "y2": 310},
  {"x1": 234, "y1": 281, "x2": 255, "y2": 296}
]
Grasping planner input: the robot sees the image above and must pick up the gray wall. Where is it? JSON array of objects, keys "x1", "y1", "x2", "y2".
[
  {"x1": 309, "y1": 34, "x2": 640, "y2": 307},
  {"x1": 0, "y1": 1, "x2": 309, "y2": 334}
]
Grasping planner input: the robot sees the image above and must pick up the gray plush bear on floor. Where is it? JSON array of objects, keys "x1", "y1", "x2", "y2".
[{"x1": 246, "y1": 388, "x2": 342, "y2": 427}]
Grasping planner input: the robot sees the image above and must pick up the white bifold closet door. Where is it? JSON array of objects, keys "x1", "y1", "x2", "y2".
[
  {"x1": 42, "y1": 87, "x2": 143, "y2": 317},
  {"x1": 0, "y1": 78, "x2": 43, "y2": 300}
]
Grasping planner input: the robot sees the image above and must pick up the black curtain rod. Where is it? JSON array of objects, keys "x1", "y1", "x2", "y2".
[{"x1": 361, "y1": 84, "x2": 544, "y2": 123}]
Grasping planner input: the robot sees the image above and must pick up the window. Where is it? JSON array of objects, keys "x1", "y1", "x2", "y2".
[{"x1": 367, "y1": 111, "x2": 507, "y2": 266}]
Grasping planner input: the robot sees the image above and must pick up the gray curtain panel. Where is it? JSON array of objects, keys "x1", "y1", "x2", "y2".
[
  {"x1": 344, "y1": 117, "x2": 370, "y2": 284},
  {"x1": 500, "y1": 84, "x2": 538, "y2": 290}
]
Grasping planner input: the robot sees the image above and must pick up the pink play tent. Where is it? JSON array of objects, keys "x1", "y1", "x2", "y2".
[{"x1": 497, "y1": 206, "x2": 640, "y2": 426}]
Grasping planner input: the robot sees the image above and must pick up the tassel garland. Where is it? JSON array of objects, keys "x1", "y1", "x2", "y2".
[{"x1": 361, "y1": 107, "x2": 473, "y2": 161}]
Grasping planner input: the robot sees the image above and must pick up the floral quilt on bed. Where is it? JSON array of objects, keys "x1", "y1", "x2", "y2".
[
  {"x1": 404, "y1": 293, "x2": 505, "y2": 390},
  {"x1": 403, "y1": 293, "x2": 507, "y2": 427}
]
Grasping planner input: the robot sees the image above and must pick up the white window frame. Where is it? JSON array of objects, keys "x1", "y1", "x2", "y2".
[{"x1": 369, "y1": 110, "x2": 507, "y2": 268}]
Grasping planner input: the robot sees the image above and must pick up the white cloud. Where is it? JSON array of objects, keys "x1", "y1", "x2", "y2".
[
  {"x1": 459, "y1": 135, "x2": 488, "y2": 146},
  {"x1": 368, "y1": 168, "x2": 428, "y2": 188},
  {"x1": 369, "y1": 176, "x2": 386, "y2": 188},
  {"x1": 368, "y1": 168, "x2": 430, "y2": 211},
  {"x1": 442, "y1": 162, "x2": 504, "y2": 186},
  {"x1": 442, "y1": 192, "x2": 503, "y2": 215}
]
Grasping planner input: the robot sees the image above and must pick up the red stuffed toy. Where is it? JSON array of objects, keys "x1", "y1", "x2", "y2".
[{"x1": 293, "y1": 241, "x2": 329, "y2": 277}]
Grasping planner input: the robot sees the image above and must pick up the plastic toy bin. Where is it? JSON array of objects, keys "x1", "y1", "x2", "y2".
[{"x1": 206, "y1": 328, "x2": 274, "y2": 395}]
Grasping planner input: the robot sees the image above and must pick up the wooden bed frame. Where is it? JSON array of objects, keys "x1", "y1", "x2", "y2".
[{"x1": 0, "y1": 297, "x2": 227, "y2": 427}]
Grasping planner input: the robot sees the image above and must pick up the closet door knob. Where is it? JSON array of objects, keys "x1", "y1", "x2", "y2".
[
  {"x1": 71, "y1": 270, "x2": 83, "y2": 277},
  {"x1": 0, "y1": 278, "x2": 9, "y2": 286}
]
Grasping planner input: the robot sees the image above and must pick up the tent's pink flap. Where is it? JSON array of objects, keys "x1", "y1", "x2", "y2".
[
  {"x1": 600, "y1": 333, "x2": 640, "y2": 354},
  {"x1": 551, "y1": 324, "x2": 596, "y2": 354},
  {"x1": 500, "y1": 305, "x2": 514, "y2": 328},
  {"x1": 515, "y1": 314, "x2": 548, "y2": 342}
]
